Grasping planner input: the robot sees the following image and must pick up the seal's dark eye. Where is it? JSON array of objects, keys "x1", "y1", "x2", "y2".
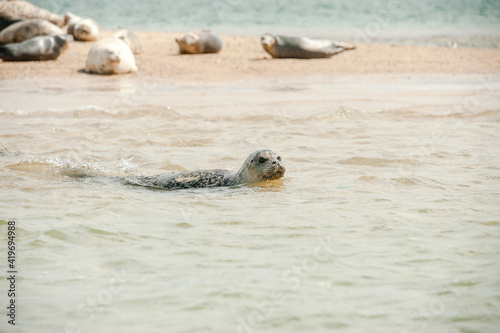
[
  {"x1": 258, "y1": 157, "x2": 268, "y2": 163},
  {"x1": 277, "y1": 156, "x2": 281, "y2": 161}
]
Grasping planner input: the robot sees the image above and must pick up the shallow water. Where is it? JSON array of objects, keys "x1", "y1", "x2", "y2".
[{"x1": 1, "y1": 75, "x2": 500, "y2": 333}]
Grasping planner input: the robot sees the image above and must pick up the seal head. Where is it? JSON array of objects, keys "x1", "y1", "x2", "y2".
[
  {"x1": 234, "y1": 149, "x2": 285, "y2": 184},
  {"x1": 261, "y1": 34, "x2": 279, "y2": 57}
]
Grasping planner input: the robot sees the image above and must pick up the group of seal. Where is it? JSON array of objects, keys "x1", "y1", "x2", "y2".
[
  {"x1": 0, "y1": 0, "x2": 141, "y2": 74},
  {"x1": 0, "y1": 0, "x2": 73, "y2": 61},
  {"x1": 125, "y1": 150, "x2": 285, "y2": 190},
  {"x1": 0, "y1": 0, "x2": 355, "y2": 72},
  {"x1": 1, "y1": 2, "x2": 290, "y2": 190}
]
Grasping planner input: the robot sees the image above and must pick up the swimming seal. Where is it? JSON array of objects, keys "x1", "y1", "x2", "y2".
[
  {"x1": 175, "y1": 30, "x2": 222, "y2": 54},
  {"x1": 0, "y1": 19, "x2": 63, "y2": 44},
  {"x1": 0, "y1": 34, "x2": 70, "y2": 61},
  {"x1": 261, "y1": 33, "x2": 355, "y2": 59},
  {"x1": 125, "y1": 149, "x2": 285, "y2": 190},
  {"x1": 0, "y1": 0, "x2": 66, "y2": 27}
]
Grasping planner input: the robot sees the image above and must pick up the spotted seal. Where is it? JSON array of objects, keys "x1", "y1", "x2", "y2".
[
  {"x1": 0, "y1": 19, "x2": 63, "y2": 44},
  {"x1": 125, "y1": 150, "x2": 285, "y2": 190},
  {"x1": 0, "y1": 0, "x2": 66, "y2": 27},
  {"x1": 65, "y1": 13, "x2": 99, "y2": 41},
  {"x1": 175, "y1": 30, "x2": 222, "y2": 54},
  {"x1": 0, "y1": 34, "x2": 70, "y2": 61},
  {"x1": 261, "y1": 33, "x2": 355, "y2": 59}
]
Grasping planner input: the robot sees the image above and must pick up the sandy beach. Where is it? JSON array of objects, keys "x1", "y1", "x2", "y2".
[
  {"x1": 1, "y1": 31, "x2": 500, "y2": 82},
  {"x1": 3, "y1": 27, "x2": 500, "y2": 333}
]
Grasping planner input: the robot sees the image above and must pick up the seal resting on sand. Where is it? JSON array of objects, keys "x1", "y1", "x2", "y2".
[
  {"x1": 65, "y1": 13, "x2": 99, "y2": 41},
  {"x1": 175, "y1": 30, "x2": 222, "y2": 54},
  {"x1": 0, "y1": 34, "x2": 70, "y2": 61},
  {"x1": 0, "y1": 19, "x2": 63, "y2": 44},
  {"x1": 85, "y1": 34, "x2": 137, "y2": 75},
  {"x1": 261, "y1": 33, "x2": 355, "y2": 59},
  {"x1": 124, "y1": 150, "x2": 285, "y2": 190},
  {"x1": 0, "y1": 0, "x2": 66, "y2": 27},
  {"x1": 113, "y1": 29, "x2": 142, "y2": 54}
]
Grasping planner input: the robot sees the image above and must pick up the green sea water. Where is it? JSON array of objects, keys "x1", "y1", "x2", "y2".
[{"x1": 31, "y1": 0, "x2": 500, "y2": 47}]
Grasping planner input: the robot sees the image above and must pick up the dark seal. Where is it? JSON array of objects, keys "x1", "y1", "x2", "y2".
[{"x1": 0, "y1": 34, "x2": 70, "y2": 61}]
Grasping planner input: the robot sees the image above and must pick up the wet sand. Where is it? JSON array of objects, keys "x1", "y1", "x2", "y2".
[{"x1": 1, "y1": 31, "x2": 499, "y2": 82}]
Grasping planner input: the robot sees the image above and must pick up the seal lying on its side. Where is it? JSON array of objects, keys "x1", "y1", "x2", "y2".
[
  {"x1": 0, "y1": 0, "x2": 66, "y2": 27},
  {"x1": 65, "y1": 13, "x2": 99, "y2": 41},
  {"x1": 125, "y1": 150, "x2": 285, "y2": 190},
  {"x1": 261, "y1": 33, "x2": 355, "y2": 59},
  {"x1": 0, "y1": 34, "x2": 70, "y2": 61},
  {"x1": 175, "y1": 30, "x2": 222, "y2": 54},
  {"x1": 0, "y1": 19, "x2": 63, "y2": 44},
  {"x1": 85, "y1": 35, "x2": 137, "y2": 75}
]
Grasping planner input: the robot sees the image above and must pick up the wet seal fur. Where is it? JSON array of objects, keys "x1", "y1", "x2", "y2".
[
  {"x1": 261, "y1": 33, "x2": 355, "y2": 59},
  {"x1": 125, "y1": 150, "x2": 285, "y2": 190},
  {"x1": 0, "y1": 18, "x2": 63, "y2": 44},
  {"x1": 175, "y1": 30, "x2": 222, "y2": 54},
  {"x1": 0, "y1": 34, "x2": 70, "y2": 61}
]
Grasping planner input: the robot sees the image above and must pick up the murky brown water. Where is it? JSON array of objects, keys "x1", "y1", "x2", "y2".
[{"x1": 1, "y1": 75, "x2": 500, "y2": 333}]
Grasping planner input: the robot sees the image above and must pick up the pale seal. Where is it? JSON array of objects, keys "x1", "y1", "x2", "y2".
[
  {"x1": 65, "y1": 13, "x2": 99, "y2": 42},
  {"x1": 0, "y1": 34, "x2": 70, "y2": 61},
  {"x1": 0, "y1": 0, "x2": 66, "y2": 27},
  {"x1": 85, "y1": 36, "x2": 137, "y2": 75},
  {"x1": 0, "y1": 19, "x2": 63, "y2": 44},
  {"x1": 125, "y1": 150, "x2": 285, "y2": 190},
  {"x1": 261, "y1": 33, "x2": 355, "y2": 59},
  {"x1": 175, "y1": 30, "x2": 222, "y2": 54},
  {"x1": 113, "y1": 29, "x2": 142, "y2": 54}
]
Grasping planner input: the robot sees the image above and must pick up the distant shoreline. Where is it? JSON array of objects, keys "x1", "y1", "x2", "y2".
[{"x1": 1, "y1": 31, "x2": 499, "y2": 82}]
